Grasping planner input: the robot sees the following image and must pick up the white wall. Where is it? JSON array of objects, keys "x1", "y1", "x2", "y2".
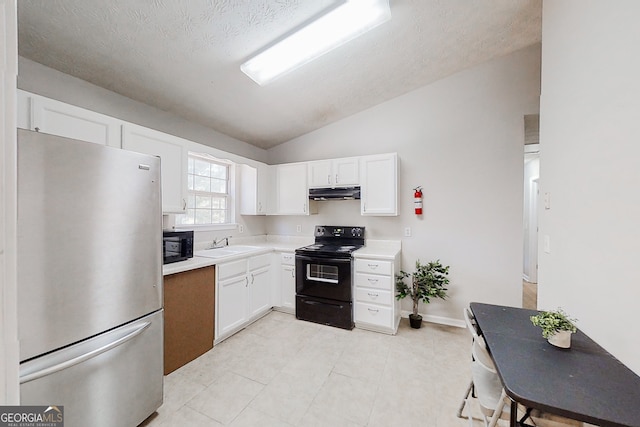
[
  {"x1": 268, "y1": 44, "x2": 541, "y2": 321},
  {"x1": 1, "y1": 0, "x2": 19, "y2": 404},
  {"x1": 17, "y1": 57, "x2": 268, "y2": 163},
  {"x1": 538, "y1": 1, "x2": 640, "y2": 374}
]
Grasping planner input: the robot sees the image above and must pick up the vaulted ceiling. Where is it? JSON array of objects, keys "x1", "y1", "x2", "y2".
[{"x1": 17, "y1": 0, "x2": 542, "y2": 149}]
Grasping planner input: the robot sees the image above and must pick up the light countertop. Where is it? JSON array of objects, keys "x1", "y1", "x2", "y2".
[
  {"x1": 163, "y1": 235, "x2": 312, "y2": 276},
  {"x1": 353, "y1": 240, "x2": 402, "y2": 260},
  {"x1": 163, "y1": 256, "x2": 217, "y2": 276},
  {"x1": 163, "y1": 236, "x2": 401, "y2": 275}
]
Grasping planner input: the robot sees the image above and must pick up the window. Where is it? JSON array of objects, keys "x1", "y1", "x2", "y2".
[{"x1": 178, "y1": 153, "x2": 230, "y2": 225}]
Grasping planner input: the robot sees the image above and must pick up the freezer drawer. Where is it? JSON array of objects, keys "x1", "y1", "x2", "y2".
[{"x1": 20, "y1": 310, "x2": 163, "y2": 427}]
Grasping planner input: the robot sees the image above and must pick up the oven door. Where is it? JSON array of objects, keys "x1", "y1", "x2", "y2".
[{"x1": 295, "y1": 254, "x2": 352, "y2": 302}]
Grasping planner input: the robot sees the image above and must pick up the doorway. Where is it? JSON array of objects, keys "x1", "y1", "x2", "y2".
[
  {"x1": 523, "y1": 149, "x2": 539, "y2": 309},
  {"x1": 522, "y1": 114, "x2": 540, "y2": 308}
]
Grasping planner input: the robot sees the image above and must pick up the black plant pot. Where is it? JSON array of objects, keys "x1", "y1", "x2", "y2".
[{"x1": 409, "y1": 314, "x2": 423, "y2": 329}]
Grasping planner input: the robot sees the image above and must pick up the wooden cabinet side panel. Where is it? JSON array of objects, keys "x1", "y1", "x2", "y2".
[{"x1": 163, "y1": 266, "x2": 215, "y2": 375}]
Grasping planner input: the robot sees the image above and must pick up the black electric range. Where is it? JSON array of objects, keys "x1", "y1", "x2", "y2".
[{"x1": 295, "y1": 226, "x2": 365, "y2": 329}]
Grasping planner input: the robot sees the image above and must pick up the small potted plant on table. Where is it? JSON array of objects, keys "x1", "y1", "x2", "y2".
[
  {"x1": 395, "y1": 259, "x2": 450, "y2": 329},
  {"x1": 530, "y1": 308, "x2": 578, "y2": 348}
]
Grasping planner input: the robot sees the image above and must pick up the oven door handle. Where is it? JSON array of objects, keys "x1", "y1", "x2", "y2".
[
  {"x1": 303, "y1": 300, "x2": 346, "y2": 308},
  {"x1": 295, "y1": 254, "x2": 352, "y2": 264}
]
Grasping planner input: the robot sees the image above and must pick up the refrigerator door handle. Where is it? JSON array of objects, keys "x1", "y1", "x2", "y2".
[{"x1": 20, "y1": 321, "x2": 151, "y2": 384}]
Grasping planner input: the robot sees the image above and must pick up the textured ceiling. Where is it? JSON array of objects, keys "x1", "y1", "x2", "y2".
[{"x1": 17, "y1": 0, "x2": 542, "y2": 149}]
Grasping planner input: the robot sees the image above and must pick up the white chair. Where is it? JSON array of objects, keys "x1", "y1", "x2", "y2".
[
  {"x1": 471, "y1": 338, "x2": 511, "y2": 427},
  {"x1": 457, "y1": 307, "x2": 507, "y2": 426},
  {"x1": 457, "y1": 308, "x2": 494, "y2": 412},
  {"x1": 457, "y1": 308, "x2": 477, "y2": 420}
]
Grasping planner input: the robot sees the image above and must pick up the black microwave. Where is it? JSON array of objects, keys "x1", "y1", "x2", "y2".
[{"x1": 162, "y1": 230, "x2": 194, "y2": 264}]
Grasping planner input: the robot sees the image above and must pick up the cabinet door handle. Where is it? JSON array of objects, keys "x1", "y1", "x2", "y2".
[
  {"x1": 335, "y1": 174, "x2": 338, "y2": 184},
  {"x1": 327, "y1": 175, "x2": 331, "y2": 185},
  {"x1": 291, "y1": 270, "x2": 295, "y2": 278},
  {"x1": 368, "y1": 263, "x2": 379, "y2": 270},
  {"x1": 367, "y1": 278, "x2": 379, "y2": 284},
  {"x1": 245, "y1": 276, "x2": 249, "y2": 287},
  {"x1": 367, "y1": 308, "x2": 379, "y2": 313},
  {"x1": 183, "y1": 198, "x2": 187, "y2": 210},
  {"x1": 251, "y1": 273, "x2": 255, "y2": 285},
  {"x1": 367, "y1": 292, "x2": 379, "y2": 298}
]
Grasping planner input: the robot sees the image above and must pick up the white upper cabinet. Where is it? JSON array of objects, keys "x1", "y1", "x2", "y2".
[
  {"x1": 334, "y1": 157, "x2": 359, "y2": 186},
  {"x1": 239, "y1": 163, "x2": 269, "y2": 215},
  {"x1": 360, "y1": 153, "x2": 398, "y2": 216},
  {"x1": 122, "y1": 124, "x2": 187, "y2": 214},
  {"x1": 308, "y1": 157, "x2": 359, "y2": 188},
  {"x1": 308, "y1": 160, "x2": 332, "y2": 188},
  {"x1": 274, "y1": 162, "x2": 315, "y2": 215},
  {"x1": 22, "y1": 92, "x2": 121, "y2": 148}
]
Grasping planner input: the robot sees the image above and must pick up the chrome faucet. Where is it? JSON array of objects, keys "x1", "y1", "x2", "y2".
[{"x1": 210, "y1": 236, "x2": 231, "y2": 249}]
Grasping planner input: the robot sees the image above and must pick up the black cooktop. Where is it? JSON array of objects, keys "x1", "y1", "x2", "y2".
[{"x1": 296, "y1": 226, "x2": 365, "y2": 257}]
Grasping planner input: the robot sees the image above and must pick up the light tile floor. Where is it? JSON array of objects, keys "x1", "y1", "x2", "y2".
[{"x1": 140, "y1": 311, "x2": 578, "y2": 427}]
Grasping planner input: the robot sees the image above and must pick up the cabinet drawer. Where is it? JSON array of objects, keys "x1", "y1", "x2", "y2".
[
  {"x1": 355, "y1": 302, "x2": 392, "y2": 328},
  {"x1": 248, "y1": 253, "x2": 271, "y2": 270},
  {"x1": 355, "y1": 259, "x2": 392, "y2": 275},
  {"x1": 355, "y1": 273, "x2": 392, "y2": 290},
  {"x1": 280, "y1": 252, "x2": 295, "y2": 266},
  {"x1": 355, "y1": 288, "x2": 392, "y2": 306},
  {"x1": 218, "y1": 259, "x2": 247, "y2": 280}
]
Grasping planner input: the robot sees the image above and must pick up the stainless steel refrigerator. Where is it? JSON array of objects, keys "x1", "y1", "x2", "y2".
[{"x1": 16, "y1": 129, "x2": 163, "y2": 427}]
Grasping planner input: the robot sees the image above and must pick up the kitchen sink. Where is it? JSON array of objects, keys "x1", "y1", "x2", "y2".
[{"x1": 194, "y1": 245, "x2": 262, "y2": 259}]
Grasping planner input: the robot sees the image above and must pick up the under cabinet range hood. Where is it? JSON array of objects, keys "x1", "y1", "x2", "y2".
[{"x1": 309, "y1": 186, "x2": 361, "y2": 201}]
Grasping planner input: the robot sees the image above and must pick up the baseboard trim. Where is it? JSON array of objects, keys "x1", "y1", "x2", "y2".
[{"x1": 400, "y1": 310, "x2": 465, "y2": 328}]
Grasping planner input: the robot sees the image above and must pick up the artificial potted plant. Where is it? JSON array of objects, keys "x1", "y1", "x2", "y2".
[
  {"x1": 395, "y1": 260, "x2": 450, "y2": 329},
  {"x1": 530, "y1": 308, "x2": 578, "y2": 348}
]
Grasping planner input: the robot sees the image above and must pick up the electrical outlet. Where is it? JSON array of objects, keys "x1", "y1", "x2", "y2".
[
  {"x1": 238, "y1": 224, "x2": 244, "y2": 233},
  {"x1": 404, "y1": 227, "x2": 412, "y2": 237},
  {"x1": 296, "y1": 225, "x2": 302, "y2": 233}
]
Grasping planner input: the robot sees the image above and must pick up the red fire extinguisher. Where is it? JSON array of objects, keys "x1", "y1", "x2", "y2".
[{"x1": 414, "y1": 186, "x2": 423, "y2": 215}]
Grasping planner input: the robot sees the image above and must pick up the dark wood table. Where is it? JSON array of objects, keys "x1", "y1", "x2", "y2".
[{"x1": 470, "y1": 302, "x2": 640, "y2": 427}]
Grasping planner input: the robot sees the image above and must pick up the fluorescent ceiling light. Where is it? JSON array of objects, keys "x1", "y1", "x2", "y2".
[{"x1": 241, "y1": 0, "x2": 391, "y2": 85}]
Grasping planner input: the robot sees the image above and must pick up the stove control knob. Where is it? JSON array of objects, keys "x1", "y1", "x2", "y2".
[{"x1": 351, "y1": 228, "x2": 362, "y2": 237}]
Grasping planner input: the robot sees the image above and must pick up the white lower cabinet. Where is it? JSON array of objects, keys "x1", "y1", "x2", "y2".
[
  {"x1": 353, "y1": 256, "x2": 401, "y2": 334},
  {"x1": 271, "y1": 252, "x2": 296, "y2": 314},
  {"x1": 217, "y1": 259, "x2": 249, "y2": 340},
  {"x1": 275, "y1": 252, "x2": 296, "y2": 314},
  {"x1": 248, "y1": 257, "x2": 271, "y2": 318},
  {"x1": 216, "y1": 253, "x2": 271, "y2": 343},
  {"x1": 281, "y1": 264, "x2": 296, "y2": 312}
]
